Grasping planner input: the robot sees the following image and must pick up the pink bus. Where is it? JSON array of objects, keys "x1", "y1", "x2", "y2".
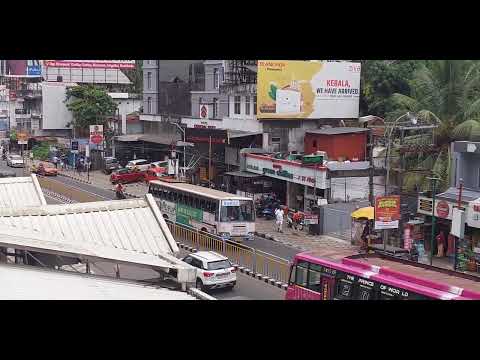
[{"x1": 286, "y1": 251, "x2": 480, "y2": 300}]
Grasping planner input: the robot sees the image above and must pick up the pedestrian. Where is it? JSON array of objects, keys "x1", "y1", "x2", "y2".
[
  {"x1": 52, "y1": 155, "x2": 58, "y2": 169},
  {"x1": 275, "y1": 207, "x2": 284, "y2": 233}
]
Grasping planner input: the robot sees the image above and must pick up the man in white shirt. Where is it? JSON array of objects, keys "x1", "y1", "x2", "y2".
[{"x1": 275, "y1": 207, "x2": 284, "y2": 233}]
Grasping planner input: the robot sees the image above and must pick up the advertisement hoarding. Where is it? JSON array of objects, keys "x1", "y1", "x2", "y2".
[
  {"x1": 44, "y1": 60, "x2": 135, "y2": 69},
  {"x1": 257, "y1": 60, "x2": 361, "y2": 119},
  {"x1": 89, "y1": 125, "x2": 104, "y2": 145},
  {"x1": 374, "y1": 195, "x2": 400, "y2": 230},
  {"x1": 17, "y1": 132, "x2": 28, "y2": 145}
]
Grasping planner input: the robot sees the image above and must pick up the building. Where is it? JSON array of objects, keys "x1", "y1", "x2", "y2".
[
  {"x1": 304, "y1": 127, "x2": 368, "y2": 161},
  {"x1": 416, "y1": 141, "x2": 480, "y2": 273}
]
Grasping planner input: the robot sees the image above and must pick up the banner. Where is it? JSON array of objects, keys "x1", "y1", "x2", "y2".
[
  {"x1": 44, "y1": 60, "x2": 135, "y2": 69},
  {"x1": 375, "y1": 195, "x2": 400, "y2": 230},
  {"x1": 257, "y1": 60, "x2": 361, "y2": 119},
  {"x1": 89, "y1": 125, "x2": 104, "y2": 145}
]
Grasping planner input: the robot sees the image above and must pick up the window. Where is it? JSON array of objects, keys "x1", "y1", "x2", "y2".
[
  {"x1": 254, "y1": 96, "x2": 257, "y2": 115},
  {"x1": 271, "y1": 137, "x2": 281, "y2": 144},
  {"x1": 213, "y1": 98, "x2": 218, "y2": 119},
  {"x1": 191, "y1": 258, "x2": 204, "y2": 269},
  {"x1": 207, "y1": 260, "x2": 232, "y2": 270},
  {"x1": 336, "y1": 279, "x2": 354, "y2": 299},
  {"x1": 307, "y1": 263, "x2": 322, "y2": 292},
  {"x1": 183, "y1": 256, "x2": 193, "y2": 264},
  {"x1": 147, "y1": 72, "x2": 152, "y2": 89},
  {"x1": 213, "y1": 68, "x2": 219, "y2": 89},
  {"x1": 295, "y1": 261, "x2": 309, "y2": 287},
  {"x1": 234, "y1": 96, "x2": 241, "y2": 114},
  {"x1": 147, "y1": 97, "x2": 152, "y2": 114},
  {"x1": 245, "y1": 96, "x2": 250, "y2": 115},
  {"x1": 220, "y1": 200, "x2": 254, "y2": 222}
]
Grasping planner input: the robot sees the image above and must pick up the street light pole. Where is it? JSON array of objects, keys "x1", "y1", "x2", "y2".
[{"x1": 427, "y1": 176, "x2": 440, "y2": 266}]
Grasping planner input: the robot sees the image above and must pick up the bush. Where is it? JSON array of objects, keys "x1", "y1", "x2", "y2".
[{"x1": 32, "y1": 143, "x2": 50, "y2": 161}]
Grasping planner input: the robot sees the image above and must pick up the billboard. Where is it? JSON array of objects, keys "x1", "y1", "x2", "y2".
[
  {"x1": 374, "y1": 195, "x2": 401, "y2": 230},
  {"x1": 44, "y1": 60, "x2": 135, "y2": 69},
  {"x1": 256, "y1": 60, "x2": 361, "y2": 119}
]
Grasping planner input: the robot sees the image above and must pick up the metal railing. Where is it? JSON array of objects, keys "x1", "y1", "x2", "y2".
[{"x1": 167, "y1": 221, "x2": 291, "y2": 284}]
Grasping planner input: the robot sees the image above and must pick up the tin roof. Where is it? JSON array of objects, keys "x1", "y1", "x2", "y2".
[
  {"x1": 0, "y1": 262, "x2": 195, "y2": 300},
  {"x1": 0, "y1": 174, "x2": 46, "y2": 207},
  {"x1": 306, "y1": 127, "x2": 369, "y2": 135},
  {"x1": 0, "y1": 194, "x2": 178, "y2": 256},
  {"x1": 437, "y1": 187, "x2": 480, "y2": 202}
]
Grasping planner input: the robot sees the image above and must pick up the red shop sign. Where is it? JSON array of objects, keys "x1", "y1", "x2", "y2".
[{"x1": 436, "y1": 201, "x2": 450, "y2": 219}]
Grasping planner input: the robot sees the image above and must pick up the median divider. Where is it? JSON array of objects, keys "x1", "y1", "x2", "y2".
[{"x1": 168, "y1": 220, "x2": 290, "y2": 289}]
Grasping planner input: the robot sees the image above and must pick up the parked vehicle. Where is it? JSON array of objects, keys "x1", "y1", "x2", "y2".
[
  {"x1": 103, "y1": 157, "x2": 120, "y2": 175},
  {"x1": 143, "y1": 167, "x2": 167, "y2": 183},
  {"x1": 150, "y1": 160, "x2": 169, "y2": 168},
  {"x1": 35, "y1": 163, "x2": 58, "y2": 176},
  {"x1": 110, "y1": 168, "x2": 145, "y2": 184},
  {"x1": 125, "y1": 159, "x2": 150, "y2": 172},
  {"x1": 7, "y1": 154, "x2": 24, "y2": 168},
  {"x1": 287, "y1": 211, "x2": 305, "y2": 230},
  {"x1": 182, "y1": 251, "x2": 236, "y2": 291}
]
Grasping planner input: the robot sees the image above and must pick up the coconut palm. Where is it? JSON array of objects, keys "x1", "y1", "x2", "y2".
[{"x1": 385, "y1": 60, "x2": 480, "y2": 192}]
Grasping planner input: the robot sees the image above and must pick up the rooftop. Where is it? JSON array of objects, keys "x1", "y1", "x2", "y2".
[
  {"x1": 0, "y1": 262, "x2": 195, "y2": 300},
  {"x1": 306, "y1": 127, "x2": 369, "y2": 136},
  {"x1": 0, "y1": 174, "x2": 46, "y2": 208}
]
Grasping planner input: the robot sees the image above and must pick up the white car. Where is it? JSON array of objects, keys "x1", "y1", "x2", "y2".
[
  {"x1": 150, "y1": 160, "x2": 169, "y2": 168},
  {"x1": 182, "y1": 251, "x2": 237, "y2": 291},
  {"x1": 7, "y1": 154, "x2": 24, "y2": 168},
  {"x1": 125, "y1": 159, "x2": 150, "y2": 172}
]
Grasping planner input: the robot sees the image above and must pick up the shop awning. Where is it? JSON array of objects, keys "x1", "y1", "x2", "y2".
[
  {"x1": 351, "y1": 206, "x2": 374, "y2": 220},
  {"x1": 224, "y1": 171, "x2": 263, "y2": 178},
  {"x1": 116, "y1": 134, "x2": 142, "y2": 142},
  {"x1": 139, "y1": 134, "x2": 180, "y2": 145},
  {"x1": 437, "y1": 187, "x2": 480, "y2": 202},
  {"x1": 228, "y1": 130, "x2": 263, "y2": 139}
]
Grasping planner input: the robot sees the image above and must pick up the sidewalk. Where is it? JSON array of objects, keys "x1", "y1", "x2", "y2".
[{"x1": 254, "y1": 218, "x2": 358, "y2": 254}]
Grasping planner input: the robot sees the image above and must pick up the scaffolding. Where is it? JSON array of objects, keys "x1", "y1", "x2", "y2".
[{"x1": 220, "y1": 60, "x2": 257, "y2": 95}]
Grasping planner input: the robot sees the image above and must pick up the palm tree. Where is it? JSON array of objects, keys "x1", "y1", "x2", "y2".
[{"x1": 385, "y1": 60, "x2": 480, "y2": 192}]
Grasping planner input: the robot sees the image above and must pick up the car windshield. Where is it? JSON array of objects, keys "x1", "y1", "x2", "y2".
[
  {"x1": 10, "y1": 155, "x2": 21, "y2": 160},
  {"x1": 220, "y1": 200, "x2": 254, "y2": 222},
  {"x1": 207, "y1": 260, "x2": 232, "y2": 270}
]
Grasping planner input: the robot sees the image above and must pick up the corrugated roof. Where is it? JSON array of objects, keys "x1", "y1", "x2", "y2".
[
  {"x1": 0, "y1": 263, "x2": 195, "y2": 300},
  {"x1": 326, "y1": 161, "x2": 370, "y2": 171},
  {"x1": 0, "y1": 174, "x2": 46, "y2": 208},
  {"x1": 306, "y1": 127, "x2": 369, "y2": 135},
  {"x1": 437, "y1": 187, "x2": 480, "y2": 202},
  {"x1": 0, "y1": 194, "x2": 178, "y2": 256}
]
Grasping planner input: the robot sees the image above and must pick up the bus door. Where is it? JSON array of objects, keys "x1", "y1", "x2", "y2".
[{"x1": 320, "y1": 266, "x2": 337, "y2": 300}]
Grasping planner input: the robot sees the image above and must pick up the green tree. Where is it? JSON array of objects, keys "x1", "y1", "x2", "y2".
[
  {"x1": 360, "y1": 60, "x2": 423, "y2": 117},
  {"x1": 123, "y1": 60, "x2": 143, "y2": 94},
  {"x1": 65, "y1": 84, "x2": 118, "y2": 131},
  {"x1": 387, "y1": 60, "x2": 480, "y2": 192}
]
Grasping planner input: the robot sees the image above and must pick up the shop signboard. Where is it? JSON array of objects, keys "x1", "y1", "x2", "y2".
[
  {"x1": 71, "y1": 140, "x2": 79, "y2": 154},
  {"x1": 17, "y1": 132, "x2": 28, "y2": 145},
  {"x1": 199, "y1": 104, "x2": 209, "y2": 119},
  {"x1": 417, "y1": 196, "x2": 459, "y2": 221},
  {"x1": 245, "y1": 154, "x2": 328, "y2": 189},
  {"x1": 257, "y1": 60, "x2": 361, "y2": 119},
  {"x1": 467, "y1": 200, "x2": 480, "y2": 228},
  {"x1": 374, "y1": 195, "x2": 400, "y2": 230},
  {"x1": 304, "y1": 214, "x2": 319, "y2": 225},
  {"x1": 44, "y1": 60, "x2": 135, "y2": 69}
]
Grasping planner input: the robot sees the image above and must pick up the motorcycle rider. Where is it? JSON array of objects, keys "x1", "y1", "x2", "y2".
[{"x1": 115, "y1": 182, "x2": 126, "y2": 199}]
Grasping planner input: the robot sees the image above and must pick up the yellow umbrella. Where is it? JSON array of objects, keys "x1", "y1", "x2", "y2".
[{"x1": 351, "y1": 206, "x2": 374, "y2": 220}]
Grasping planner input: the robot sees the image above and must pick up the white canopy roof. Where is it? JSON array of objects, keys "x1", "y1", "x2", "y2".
[
  {"x1": 0, "y1": 174, "x2": 46, "y2": 207},
  {"x1": 0, "y1": 262, "x2": 195, "y2": 300}
]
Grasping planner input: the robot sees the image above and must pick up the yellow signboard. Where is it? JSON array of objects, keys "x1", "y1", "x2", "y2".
[{"x1": 256, "y1": 60, "x2": 361, "y2": 119}]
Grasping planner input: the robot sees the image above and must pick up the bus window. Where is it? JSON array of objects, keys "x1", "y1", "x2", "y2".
[
  {"x1": 357, "y1": 286, "x2": 373, "y2": 300},
  {"x1": 289, "y1": 265, "x2": 296, "y2": 285},
  {"x1": 336, "y1": 279, "x2": 354, "y2": 299},
  {"x1": 295, "y1": 261, "x2": 309, "y2": 288},
  {"x1": 307, "y1": 263, "x2": 322, "y2": 292}
]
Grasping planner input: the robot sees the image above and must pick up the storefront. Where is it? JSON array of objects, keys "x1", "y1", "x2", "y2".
[
  {"x1": 223, "y1": 171, "x2": 272, "y2": 200},
  {"x1": 417, "y1": 188, "x2": 480, "y2": 272},
  {"x1": 244, "y1": 153, "x2": 328, "y2": 211}
]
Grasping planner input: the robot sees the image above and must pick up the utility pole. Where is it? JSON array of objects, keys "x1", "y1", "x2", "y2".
[
  {"x1": 428, "y1": 176, "x2": 440, "y2": 266},
  {"x1": 208, "y1": 135, "x2": 212, "y2": 187},
  {"x1": 454, "y1": 178, "x2": 464, "y2": 271},
  {"x1": 368, "y1": 128, "x2": 374, "y2": 206}
]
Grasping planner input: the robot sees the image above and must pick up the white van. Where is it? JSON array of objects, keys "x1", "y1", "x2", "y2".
[{"x1": 125, "y1": 159, "x2": 150, "y2": 172}]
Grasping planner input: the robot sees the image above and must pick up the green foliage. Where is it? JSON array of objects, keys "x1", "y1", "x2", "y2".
[
  {"x1": 360, "y1": 60, "x2": 424, "y2": 117},
  {"x1": 32, "y1": 143, "x2": 50, "y2": 161},
  {"x1": 65, "y1": 84, "x2": 118, "y2": 129},
  {"x1": 9, "y1": 129, "x2": 16, "y2": 141},
  {"x1": 123, "y1": 60, "x2": 143, "y2": 94}
]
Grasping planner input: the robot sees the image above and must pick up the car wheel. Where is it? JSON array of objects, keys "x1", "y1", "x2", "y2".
[{"x1": 196, "y1": 279, "x2": 204, "y2": 291}]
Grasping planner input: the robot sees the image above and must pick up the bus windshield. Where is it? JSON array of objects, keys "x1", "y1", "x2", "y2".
[{"x1": 220, "y1": 200, "x2": 254, "y2": 222}]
